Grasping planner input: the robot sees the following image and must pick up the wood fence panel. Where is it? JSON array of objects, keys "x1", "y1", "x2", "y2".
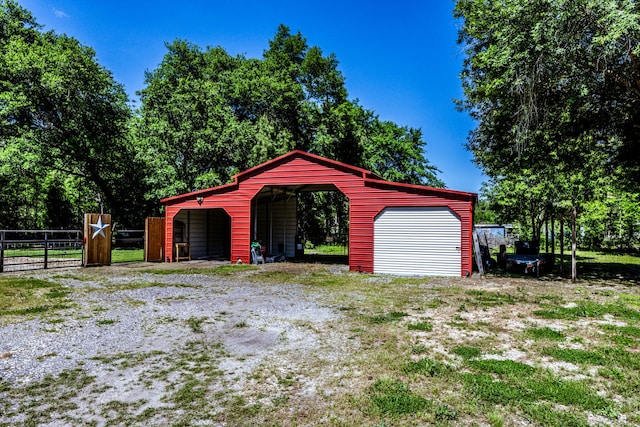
[
  {"x1": 84, "y1": 213, "x2": 112, "y2": 266},
  {"x1": 145, "y1": 217, "x2": 165, "y2": 262}
]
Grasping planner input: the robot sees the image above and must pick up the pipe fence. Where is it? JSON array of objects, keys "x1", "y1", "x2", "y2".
[{"x1": 0, "y1": 230, "x2": 83, "y2": 273}]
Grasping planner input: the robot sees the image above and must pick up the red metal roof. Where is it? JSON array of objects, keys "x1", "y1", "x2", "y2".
[{"x1": 161, "y1": 150, "x2": 476, "y2": 203}]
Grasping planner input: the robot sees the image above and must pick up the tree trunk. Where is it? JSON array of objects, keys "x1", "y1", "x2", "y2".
[
  {"x1": 545, "y1": 218, "x2": 549, "y2": 253},
  {"x1": 551, "y1": 218, "x2": 555, "y2": 255},
  {"x1": 571, "y1": 207, "x2": 577, "y2": 283},
  {"x1": 551, "y1": 217, "x2": 555, "y2": 270},
  {"x1": 560, "y1": 216, "x2": 564, "y2": 277}
]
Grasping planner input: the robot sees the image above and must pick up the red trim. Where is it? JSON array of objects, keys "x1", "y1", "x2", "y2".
[
  {"x1": 233, "y1": 150, "x2": 382, "y2": 182},
  {"x1": 160, "y1": 181, "x2": 239, "y2": 204},
  {"x1": 364, "y1": 177, "x2": 477, "y2": 200}
]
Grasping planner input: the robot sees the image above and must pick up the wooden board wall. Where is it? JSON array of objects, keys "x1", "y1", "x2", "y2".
[
  {"x1": 84, "y1": 213, "x2": 112, "y2": 266},
  {"x1": 145, "y1": 217, "x2": 165, "y2": 262}
]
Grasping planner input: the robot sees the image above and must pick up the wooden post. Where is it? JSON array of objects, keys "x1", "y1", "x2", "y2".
[
  {"x1": 0, "y1": 230, "x2": 4, "y2": 273},
  {"x1": 44, "y1": 231, "x2": 49, "y2": 269},
  {"x1": 545, "y1": 218, "x2": 549, "y2": 254},
  {"x1": 144, "y1": 217, "x2": 165, "y2": 262},
  {"x1": 551, "y1": 218, "x2": 555, "y2": 271},
  {"x1": 551, "y1": 219, "x2": 555, "y2": 256}
]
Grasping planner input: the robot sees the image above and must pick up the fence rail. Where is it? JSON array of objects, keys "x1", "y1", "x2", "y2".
[{"x1": 0, "y1": 230, "x2": 83, "y2": 273}]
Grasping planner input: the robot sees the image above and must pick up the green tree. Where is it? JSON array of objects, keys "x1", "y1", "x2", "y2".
[
  {"x1": 139, "y1": 25, "x2": 443, "y2": 194},
  {"x1": 1, "y1": 0, "x2": 149, "y2": 227},
  {"x1": 455, "y1": 0, "x2": 640, "y2": 279},
  {"x1": 138, "y1": 25, "x2": 445, "y2": 241},
  {"x1": 137, "y1": 25, "x2": 445, "y2": 242},
  {"x1": 580, "y1": 191, "x2": 640, "y2": 250},
  {"x1": 455, "y1": 0, "x2": 640, "y2": 188}
]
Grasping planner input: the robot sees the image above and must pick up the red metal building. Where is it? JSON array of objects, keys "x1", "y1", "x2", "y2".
[{"x1": 161, "y1": 150, "x2": 477, "y2": 276}]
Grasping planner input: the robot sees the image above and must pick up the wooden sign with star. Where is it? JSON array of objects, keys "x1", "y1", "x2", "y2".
[{"x1": 84, "y1": 213, "x2": 112, "y2": 266}]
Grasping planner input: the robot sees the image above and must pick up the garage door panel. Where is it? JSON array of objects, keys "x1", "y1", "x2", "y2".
[{"x1": 374, "y1": 207, "x2": 461, "y2": 276}]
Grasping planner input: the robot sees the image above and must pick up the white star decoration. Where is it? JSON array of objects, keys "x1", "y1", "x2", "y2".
[{"x1": 90, "y1": 216, "x2": 110, "y2": 239}]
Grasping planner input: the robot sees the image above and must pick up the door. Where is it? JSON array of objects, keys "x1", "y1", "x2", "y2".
[
  {"x1": 145, "y1": 217, "x2": 165, "y2": 262},
  {"x1": 374, "y1": 207, "x2": 461, "y2": 276}
]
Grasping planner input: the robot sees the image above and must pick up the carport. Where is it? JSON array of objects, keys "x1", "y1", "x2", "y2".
[{"x1": 161, "y1": 150, "x2": 477, "y2": 276}]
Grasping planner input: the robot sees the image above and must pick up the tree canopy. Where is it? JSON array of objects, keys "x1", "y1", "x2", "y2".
[
  {"x1": 456, "y1": 0, "x2": 640, "y2": 191},
  {"x1": 0, "y1": 0, "x2": 150, "y2": 228},
  {"x1": 455, "y1": 0, "x2": 640, "y2": 279},
  {"x1": 1, "y1": 7, "x2": 442, "y2": 230},
  {"x1": 455, "y1": 0, "x2": 640, "y2": 228},
  {"x1": 137, "y1": 25, "x2": 443, "y2": 202}
]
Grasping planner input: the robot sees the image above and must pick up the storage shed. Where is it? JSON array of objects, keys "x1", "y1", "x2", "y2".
[{"x1": 161, "y1": 150, "x2": 477, "y2": 276}]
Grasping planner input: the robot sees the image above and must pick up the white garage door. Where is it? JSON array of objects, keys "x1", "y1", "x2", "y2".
[{"x1": 374, "y1": 207, "x2": 461, "y2": 276}]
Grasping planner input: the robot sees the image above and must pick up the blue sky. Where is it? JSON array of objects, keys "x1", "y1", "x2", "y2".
[{"x1": 20, "y1": 0, "x2": 485, "y2": 194}]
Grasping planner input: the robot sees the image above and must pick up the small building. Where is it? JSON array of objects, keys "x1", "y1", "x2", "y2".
[{"x1": 161, "y1": 150, "x2": 477, "y2": 276}]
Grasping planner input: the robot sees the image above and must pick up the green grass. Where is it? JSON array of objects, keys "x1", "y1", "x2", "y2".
[
  {"x1": 306, "y1": 244, "x2": 348, "y2": 255},
  {"x1": 533, "y1": 300, "x2": 640, "y2": 321},
  {"x1": 402, "y1": 357, "x2": 446, "y2": 376},
  {"x1": 524, "y1": 326, "x2": 566, "y2": 341},
  {"x1": 407, "y1": 321, "x2": 433, "y2": 332},
  {"x1": 2, "y1": 261, "x2": 640, "y2": 425},
  {"x1": 467, "y1": 359, "x2": 536, "y2": 376},
  {"x1": 2, "y1": 248, "x2": 83, "y2": 259},
  {"x1": 185, "y1": 316, "x2": 206, "y2": 333},
  {"x1": 574, "y1": 250, "x2": 640, "y2": 266},
  {"x1": 368, "y1": 378, "x2": 431, "y2": 416},
  {"x1": 452, "y1": 346, "x2": 482, "y2": 360},
  {"x1": 0, "y1": 277, "x2": 72, "y2": 322},
  {"x1": 368, "y1": 311, "x2": 409, "y2": 324},
  {"x1": 463, "y1": 370, "x2": 611, "y2": 423},
  {"x1": 139, "y1": 264, "x2": 259, "y2": 276},
  {"x1": 543, "y1": 345, "x2": 640, "y2": 370},
  {"x1": 93, "y1": 280, "x2": 195, "y2": 293},
  {"x1": 601, "y1": 323, "x2": 640, "y2": 338},
  {"x1": 465, "y1": 289, "x2": 522, "y2": 306},
  {"x1": 542, "y1": 347, "x2": 608, "y2": 365},
  {"x1": 111, "y1": 248, "x2": 144, "y2": 263},
  {"x1": 561, "y1": 250, "x2": 640, "y2": 282}
]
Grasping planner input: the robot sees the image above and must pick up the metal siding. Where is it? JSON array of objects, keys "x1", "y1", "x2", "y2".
[
  {"x1": 185, "y1": 210, "x2": 205, "y2": 259},
  {"x1": 269, "y1": 199, "x2": 297, "y2": 257},
  {"x1": 351, "y1": 190, "x2": 472, "y2": 276},
  {"x1": 374, "y1": 207, "x2": 461, "y2": 276},
  {"x1": 163, "y1": 151, "x2": 475, "y2": 273}
]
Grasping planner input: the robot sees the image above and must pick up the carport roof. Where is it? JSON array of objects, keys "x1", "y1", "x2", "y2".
[{"x1": 161, "y1": 150, "x2": 477, "y2": 204}]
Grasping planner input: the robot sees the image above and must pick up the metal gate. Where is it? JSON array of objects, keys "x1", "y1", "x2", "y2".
[{"x1": 0, "y1": 230, "x2": 83, "y2": 273}]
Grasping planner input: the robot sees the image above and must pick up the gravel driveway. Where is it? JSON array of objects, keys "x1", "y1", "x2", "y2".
[
  {"x1": 0, "y1": 262, "x2": 357, "y2": 426},
  {"x1": 6, "y1": 262, "x2": 636, "y2": 426}
]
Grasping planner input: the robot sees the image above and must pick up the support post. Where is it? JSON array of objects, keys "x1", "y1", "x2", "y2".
[
  {"x1": 44, "y1": 231, "x2": 49, "y2": 269},
  {"x1": 551, "y1": 218, "x2": 555, "y2": 257},
  {"x1": 0, "y1": 230, "x2": 4, "y2": 273},
  {"x1": 560, "y1": 216, "x2": 565, "y2": 277},
  {"x1": 571, "y1": 207, "x2": 577, "y2": 283},
  {"x1": 472, "y1": 227, "x2": 484, "y2": 276},
  {"x1": 545, "y1": 219, "x2": 549, "y2": 254}
]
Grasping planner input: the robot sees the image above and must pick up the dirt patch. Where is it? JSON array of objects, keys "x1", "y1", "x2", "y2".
[{"x1": 1, "y1": 262, "x2": 359, "y2": 425}]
